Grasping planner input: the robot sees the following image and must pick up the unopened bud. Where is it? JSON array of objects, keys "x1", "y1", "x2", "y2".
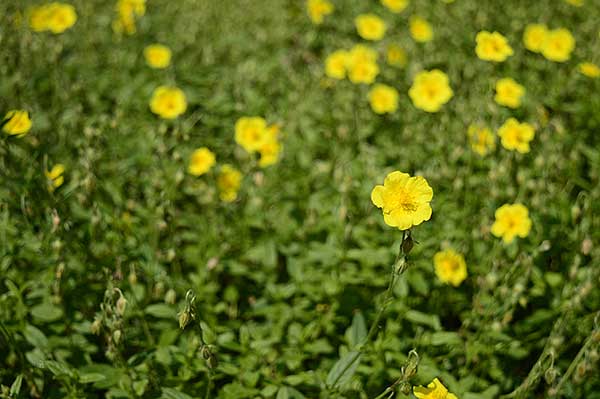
[
  {"x1": 128, "y1": 269, "x2": 137, "y2": 285},
  {"x1": 113, "y1": 330, "x2": 122, "y2": 345},
  {"x1": 581, "y1": 238, "x2": 592, "y2": 256},
  {"x1": 401, "y1": 234, "x2": 414, "y2": 255},
  {"x1": 165, "y1": 289, "x2": 176, "y2": 305},
  {"x1": 116, "y1": 295, "x2": 127, "y2": 316},
  {"x1": 178, "y1": 310, "x2": 190, "y2": 330},
  {"x1": 91, "y1": 317, "x2": 102, "y2": 335}
]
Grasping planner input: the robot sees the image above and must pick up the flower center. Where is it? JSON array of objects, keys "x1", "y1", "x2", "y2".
[{"x1": 388, "y1": 189, "x2": 418, "y2": 212}]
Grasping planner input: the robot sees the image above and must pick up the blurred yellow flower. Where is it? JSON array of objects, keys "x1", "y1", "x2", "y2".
[
  {"x1": 414, "y1": 378, "x2": 458, "y2": 399},
  {"x1": 475, "y1": 31, "x2": 513, "y2": 62},
  {"x1": 307, "y1": 0, "x2": 333, "y2": 25},
  {"x1": 2, "y1": 110, "x2": 32, "y2": 136},
  {"x1": 29, "y1": 3, "x2": 77, "y2": 34},
  {"x1": 541, "y1": 28, "x2": 575, "y2": 62},
  {"x1": 347, "y1": 45, "x2": 379, "y2": 84},
  {"x1": 325, "y1": 50, "x2": 349, "y2": 80},
  {"x1": 149, "y1": 86, "x2": 187, "y2": 119},
  {"x1": 217, "y1": 165, "x2": 242, "y2": 202},
  {"x1": 144, "y1": 44, "x2": 172, "y2": 69},
  {"x1": 188, "y1": 147, "x2": 216, "y2": 176},
  {"x1": 355, "y1": 14, "x2": 386, "y2": 41},
  {"x1": 371, "y1": 171, "x2": 433, "y2": 231},
  {"x1": 381, "y1": 0, "x2": 409, "y2": 13},
  {"x1": 434, "y1": 249, "x2": 467, "y2": 287},
  {"x1": 386, "y1": 44, "x2": 407, "y2": 68},
  {"x1": 113, "y1": 0, "x2": 146, "y2": 35},
  {"x1": 235, "y1": 116, "x2": 268, "y2": 153},
  {"x1": 564, "y1": 0, "x2": 583, "y2": 6},
  {"x1": 409, "y1": 69, "x2": 453, "y2": 112},
  {"x1": 45, "y1": 164, "x2": 65, "y2": 192},
  {"x1": 495, "y1": 78, "x2": 525, "y2": 109},
  {"x1": 497, "y1": 118, "x2": 535, "y2": 153},
  {"x1": 523, "y1": 24, "x2": 548, "y2": 53},
  {"x1": 578, "y1": 62, "x2": 600, "y2": 78},
  {"x1": 491, "y1": 203, "x2": 532, "y2": 243},
  {"x1": 467, "y1": 124, "x2": 495, "y2": 156},
  {"x1": 368, "y1": 84, "x2": 399, "y2": 114},
  {"x1": 409, "y1": 16, "x2": 433, "y2": 43},
  {"x1": 258, "y1": 125, "x2": 282, "y2": 168}
]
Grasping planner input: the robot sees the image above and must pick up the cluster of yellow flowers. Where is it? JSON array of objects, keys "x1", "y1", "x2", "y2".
[
  {"x1": 307, "y1": 0, "x2": 334, "y2": 25},
  {"x1": 113, "y1": 0, "x2": 146, "y2": 35},
  {"x1": 187, "y1": 147, "x2": 243, "y2": 203},
  {"x1": 235, "y1": 117, "x2": 282, "y2": 168},
  {"x1": 28, "y1": 2, "x2": 77, "y2": 34},
  {"x1": 523, "y1": 25, "x2": 575, "y2": 62},
  {"x1": 325, "y1": 45, "x2": 380, "y2": 84}
]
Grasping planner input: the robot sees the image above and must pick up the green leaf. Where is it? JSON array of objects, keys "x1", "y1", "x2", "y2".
[
  {"x1": 145, "y1": 304, "x2": 176, "y2": 319},
  {"x1": 79, "y1": 373, "x2": 107, "y2": 384},
  {"x1": 161, "y1": 387, "x2": 194, "y2": 399},
  {"x1": 30, "y1": 302, "x2": 63, "y2": 322},
  {"x1": 404, "y1": 310, "x2": 442, "y2": 330},
  {"x1": 346, "y1": 312, "x2": 367, "y2": 348},
  {"x1": 430, "y1": 331, "x2": 463, "y2": 346},
  {"x1": 200, "y1": 321, "x2": 216, "y2": 345},
  {"x1": 326, "y1": 351, "x2": 361, "y2": 389},
  {"x1": 277, "y1": 386, "x2": 305, "y2": 399},
  {"x1": 24, "y1": 324, "x2": 49, "y2": 349},
  {"x1": 10, "y1": 374, "x2": 23, "y2": 396}
]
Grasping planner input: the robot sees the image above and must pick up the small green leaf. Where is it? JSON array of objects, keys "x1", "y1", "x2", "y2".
[
  {"x1": 346, "y1": 312, "x2": 367, "y2": 348},
  {"x1": 326, "y1": 351, "x2": 361, "y2": 389},
  {"x1": 145, "y1": 304, "x2": 176, "y2": 319}
]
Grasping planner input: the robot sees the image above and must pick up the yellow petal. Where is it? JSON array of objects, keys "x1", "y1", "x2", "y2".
[{"x1": 371, "y1": 185, "x2": 385, "y2": 208}]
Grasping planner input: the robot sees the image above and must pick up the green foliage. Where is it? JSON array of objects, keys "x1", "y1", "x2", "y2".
[{"x1": 1, "y1": 0, "x2": 599, "y2": 398}]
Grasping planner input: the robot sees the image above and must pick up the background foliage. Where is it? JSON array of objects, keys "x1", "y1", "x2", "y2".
[{"x1": 1, "y1": 0, "x2": 599, "y2": 398}]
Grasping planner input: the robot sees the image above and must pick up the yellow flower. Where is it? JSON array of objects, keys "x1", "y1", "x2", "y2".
[
  {"x1": 491, "y1": 203, "x2": 532, "y2": 244},
  {"x1": 188, "y1": 147, "x2": 216, "y2": 176},
  {"x1": 29, "y1": 3, "x2": 77, "y2": 34},
  {"x1": 235, "y1": 116, "x2": 268, "y2": 153},
  {"x1": 149, "y1": 86, "x2": 187, "y2": 119},
  {"x1": 475, "y1": 31, "x2": 513, "y2": 62},
  {"x1": 307, "y1": 0, "x2": 333, "y2": 25},
  {"x1": 347, "y1": 45, "x2": 379, "y2": 84},
  {"x1": 564, "y1": 0, "x2": 583, "y2": 6},
  {"x1": 578, "y1": 62, "x2": 600, "y2": 78},
  {"x1": 368, "y1": 84, "x2": 399, "y2": 114},
  {"x1": 541, "y1": 28, "x2": 575, "y2": 62},
  {"x1": 381, "y1": 0, "x2": 409, "y2": 13},
  {"x1": 45, "y1": 164, "x2": 65, "y2": 192},
  {"x1": 409, "y1": 70, "x2": 453, "y2": 113},
  {"x1": 258, "y1": 125, "x2": 282, "y2": 168},
  {"x1": 409, "y1": 16, "x2": 433, "y2": 43},
  {"x1": 434, "y1": 249, "x2": 467, "y2": 287},
  {"x1": 114, "y1": 0, "x2": 146, "y2": 35},
  {"x1": 414, "y1": 378, "x2": 458, "y2": 399},
  {"x1": 2, "y1": 110, "x2": 32, "y2": 136},
  {"x1": 371, "y1": 171, "x2": 433, "y2": 231},
  {"x1": 325, "y1": 50, "x2": 349, "y2": 80},
  {"x1": 144, "y1": 44, "x2": 172, "y2": 69},
  {"x1": 386, "y1": 44, "x2": 407, "y2": 68},
  {"x1": 355, "y1": 14, "x2": 386, "y2": 41},
  {"x1": 494, "y1": 78, "x2": 525, "y2": 109},
  {"x1": 523, "y1": 24, "x2": 548, "y2": 53},
  {"x1": 217, "y1": 165, "x2": 242, "y2": 202},
  {"x1": 467, "y1": 124, "x2": 495, "y2": 156},
  {"x1": 497, "y1": 118, "x2": 535, "y2": 153}
]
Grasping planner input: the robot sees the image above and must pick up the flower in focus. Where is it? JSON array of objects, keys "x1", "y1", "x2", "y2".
[
  {"x1": 371, "y1": 171, "x2": 433, "y2": 230},
  {"x1": 307, "y1": 0, "x2": 333, "y2": 25},
  {"x1": 475, "y1": 31, "x2": 513, "y2": 62},
  {"x1": 188, "y1": 147, "x2": 216, "y2": 176},
  {"x1": 45, "y1": 164, "x2": 65, "y2": 192},
  {"x1": 434, "y1": 249, "x2": 467, "y2": 287},
  {"x1": 467, "y1": 124, "x2": 495, "y2": 156},
  {"x1": 541, "y1": 28, "x2": 575, "y2": 62},
  {"x1": 217, "y1": 165, "x2": 242, "y2": 202},
  {"x1": 347, "y1": 45, "x2": 379, "y2": 84},
  {"x1": 523, "y1": 24, "x2": 548, "y2": 53},
  {"x1": 497, "y1": 118, "x2": 535, "y2": 153},
  {"x1": 494, "y1": 78, "x2": 525, "y2": 109},
  {"x1": 258, "y1": 125, "x2": 282, "y2": 168},
  {"x1": 578, "y1": 62, "x2": 600, "y2": 78},
  {"x1": 491, "y1": 203, "x2": 532, "y2": 243},
  {"x1": 235, "y1": 116, "x2": 268, "y2": 153},
  {"x1": 2, "y1": 110, "x2": 32, "y2": 136},
  {"x1": 381, "y1": 0, "x2": 409, "y2": 13},
  {"x1": 29, "y1": 3, "x2": 77, "y2": 34},
  {"x1": 408, "y1": 69, "x2": 453, "y2": 112},
  {"x1": 144, "y1": 44, "x2": 172, "y2": 69},
  {"x1": 325, "y1": 50, "x2": 349, "y2": 80},
  {"x1": 355, "y1": 14, "x2": 386, "y2": 41},
  {"x1": 113, "y1": 0, "x2": 146, "y2": 35},
  {"x1": 149, "y1": 86, "x2": 187, "y2": 119},
  {"x1": 413, "y1": 378, "x2": 458, "y2": 399},
  {"x1": 368, "y1": 84, "x2": 399, "y2": 114},
  {"x1": 386, "y1": 44, "x2": 407, "y2": 68},
  {"x1": 409, "y1": 16, "x2": 433, "y2": 43}
]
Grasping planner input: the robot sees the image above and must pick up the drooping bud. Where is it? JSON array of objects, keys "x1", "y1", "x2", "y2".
[
  {"x1": 116, "y1": 294, "x2": 127, "y2": 316},
  {"x1": 113, "y1": 330, "x2": 122, "y2": 345},
  {"x1": 165, "y1": 289, "x2": 176, "y2": 305}
]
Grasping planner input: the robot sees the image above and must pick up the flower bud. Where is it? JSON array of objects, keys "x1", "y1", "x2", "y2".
[
  {"x1": 178, "y1": 310, "x2": 190, "y2": 330},
  {"x1": 91, "y1": 317, "x2": 102, "y2": 335},
  {"x1": 165, "y1": 289, "x2": 176, "y2": 305},
  {"x1": 113, "y1": 330, "x2": 122, "y2": 345},
  {"x1": 116, "y1": 295, "x2": 127, "y2": 316}
]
